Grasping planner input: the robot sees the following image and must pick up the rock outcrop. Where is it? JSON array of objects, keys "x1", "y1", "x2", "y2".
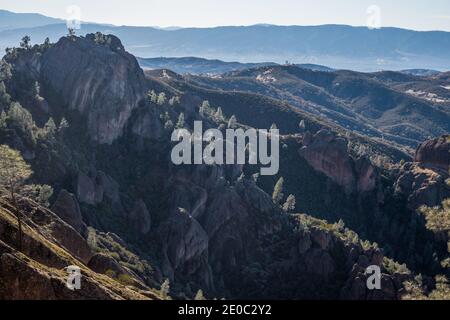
[
  {"x1": 0, "y1": 201, "x2": 151, "y2": 300},
  {"x1": 300, "y1": 130, "x2": 378, "y2": 193},
  {"x1": 51, "y1": 189, "x2": 87, "y2": 236},
  {"x1": 395, "y1": 135, "x2": 450, "y2": 210},
  {"x1": 395, "y1": 163, "x2": 450, "y2": 210},
  {"x1": 158, "y1": 208, "x2": 212, "y2": 290},
  {"x1": 414, "y1": 135, "x2": 450, "y2": 171},
  {"x1": 76, "y1": 170, "x2": 121, "y2": 206},
  {"x1": 127, "y1": 200, "x2": 151, "y2": 235}
]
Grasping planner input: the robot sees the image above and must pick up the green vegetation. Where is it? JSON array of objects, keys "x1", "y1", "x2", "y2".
[
  {"x1": 272, "y1": 177, "x2": 284, "y2": 204},
  {"x1": 0, "y1": 145, "x2": 52, "y2": 249},
  {"x1": 283, "y1": 194, "x2": 296, "y2": 213},
  {"x1": 194, "y1": 289, "x2": 206, "y2": 300},
  {"x1": 176, "y1": 113, "x2": 185, "y2": 129},
  {"x1": 159, "y1": 279, "x2": 171, "y2": 299}
]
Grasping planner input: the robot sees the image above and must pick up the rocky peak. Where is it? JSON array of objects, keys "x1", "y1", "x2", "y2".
[
  {"x1": 414, "y1": 135, "x2": 450, "y2": 171},
  {"x1": 38, "y1": 34, "x2": 147, "y2": 144}
]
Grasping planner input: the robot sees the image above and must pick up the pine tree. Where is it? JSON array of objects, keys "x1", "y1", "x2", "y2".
[
  {"x1": 148, "y1": 90, "x2": 158, "y2": 103},
  {"x1": 0, "y1": 81, "x2": 11, "y2": 106},
  {"x1": 157, "y1": 92, "x2": 167, "y2": 105},
  {"x1": 44, "y1": 117, "x2": 57, "y2": 140},
  {"x1": 270, "y1": 123, "x2": 278, "y2": 130},
  {"x1": 299, "y1": 120, "x2": 306, "y2": 131},
  {"x1": 159, "y1": 279, "x2": 171, "y2": 299},
  {"x1": 42, "y1": 37, "x2": 51, "y2": 50},
  {"x1": 0, "y1": 111, "x2": 7, "y2": 128},
  {"x1": 68, "y1": 28, "x2": 76, "y2": 38},
  {"x1": 283, "y1": 194, "x2": 296, "y2": 212},
  {"x1": 20, "y1": 36, "x2": 31, "y2": 49},
  {"x1": 272, "y1": 177, "x2": 284, "y2": 204},
  {"x1": 214, "y1": 107, "x2": 224, "y2": 122},
  {"x1": 228, "y1": 115, "x2": 237, "y2": 129},
  {"x1": 195, "y1": 289, "x2": 206, "y2": 300},
  {"x1": 59, "y1": 117, "x2": 69, "y2": 132},
  {"x1": 8, "y1": 102, "x2": 34, "y2": 133},
  {"x1": 199, "y1": 100, "x2": 211, "y2": 116},
  {"x1": 0, "y1": 145, "x2": 33, "y2": 250},
  {"x1": 169, "y1": 96, "x2": 180, "y2": 106},
  {"x1": 176, "y1": 113, "x2": 185, "y2": 129},
  {"x1": 0, "y1": 60, "x2": 12, "y2": 82}
]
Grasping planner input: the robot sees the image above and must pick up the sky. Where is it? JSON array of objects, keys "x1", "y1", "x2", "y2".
[{"x1": 0, "y1": 0, "x2": 449, "y2": 31}]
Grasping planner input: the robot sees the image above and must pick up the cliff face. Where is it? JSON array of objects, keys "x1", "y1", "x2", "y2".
[
  {"x1": 396, "y1": 135, "x2": 450, "y2": 210},
  {"x1": 300, "y1": 129, "x2": 378, "y2": 194},
  {"x1": 7, "y1": 34, "x2": 148, "y2": 144},
  {"x1": 414, "y1": 135, "x2": 450, "y2": 171},
  {"x1": 0, "y1": 34, "x2": 428, "y2": 300}
]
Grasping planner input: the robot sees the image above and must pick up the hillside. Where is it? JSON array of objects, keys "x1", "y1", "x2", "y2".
[
  {"x1": 0, "y1": 33, "x2": 449, "y2": 300},
  {"x1": 169, "y1": 65, "x2": 450, "y2": 148},
  {"x1": 0, "y1": 198, "x2": 158, "y2": 299}
]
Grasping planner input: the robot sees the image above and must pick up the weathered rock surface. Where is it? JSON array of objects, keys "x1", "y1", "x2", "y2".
[
  {"x1": 158, "y1": 208, "x2": 212, "y2": 289},
  {"x1": 76, "y1": 170, "x2": 121, "y2": 206},
  {"x1": 51, "y1": 189, "x2": 87, "y2": 236},
  {"x1": 300, "y1": 129, "x2": 378, "y2": 193},
  {"x1": 395, "y1": 136, "x2": 450, "y2": 210},
  {"x1": 395, "y1": 163, "x2": 450, "y2": 210},
  {"x1": 9, "y1": 35, "x2": 145, "y2": 144},
  {"x1": 128, "y1": 199, "x2": 151, "y2": 235},
  {"x1": 415, "y1": 135, "x2": 450, "y2": 170},
  {"x1": 0, "y1": 203, "x2": 150, "y2": 300}
]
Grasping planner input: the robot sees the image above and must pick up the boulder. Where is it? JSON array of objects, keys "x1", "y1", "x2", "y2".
[{"x1": 51, "y1": 189, "x2": 87, "y2": 236}]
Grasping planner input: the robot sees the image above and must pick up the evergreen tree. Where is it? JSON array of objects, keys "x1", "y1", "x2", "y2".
[
  {"x1": 68, "y1": 28, "x2": 76, "y2": 38},
  {"x1": 159, "y1": 279, "x2": 171, "y2": 299},
  {"x1": 199, "y1": 100, "x2": 211, "y2": 116},
  {"x1": 20, "y1": 35, "x2": 31, "y2": 49},
  {"x1": 0, "y1": 81, "x2": 11, "y2": 106},
  {"x1": 195, "y1": 289, "x2": 206, "y2": 300},
  {"x1": 42, "y1": 37, "x2": 51, "y2": 50},
  {"x1": 214, "y1": 107, "x2": 225, "y2": 122},
  {"x1": 157, "y1": 92, "x2": 167, "y2": 105},
  {"x1": 58, "y1": 117, "x2": 69, "y2": 133},
  {"x1": 148, "y1": 90, "x2": 158, "y2": 103},
  {"x1": 0, "y1": 145, "x2": 33, "y2": 250},
  {"x1": 0, "y1": 60, "x2": 12, "y2": 82},
  {"x1": 0, "y1": 111, "x2": 7, "y2": 128},
  {"x1": 43, "y1": 117, "x2": 57, "y2": 140},
  {"x1": 228, "y1": 115, "x2": 237, "y2": 129},
  {"x1": 299, "y1": 120, "x2": 306, "y2": 131},
  {"x1": 270, "y1": 123, "x2": 278, "y2": 130},
  {"x1": 8, "y1": 102, "x2": 34, "y2": 133},
  {"x1": 283, "y1": 194, "x2": 296, "y2": 212},
  {"x1": 169, "y1": 96, "x2": 180, "y2": 106},
  {"x1": 176, "y1": 113, "x2": 185, "y2": 129},
  {"x1": 272, "y1": 177, "x2": 284, "y2": 204}
]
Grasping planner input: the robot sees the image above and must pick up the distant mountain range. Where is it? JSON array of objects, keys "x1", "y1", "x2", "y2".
[
  {"x1": 137, "y1": 56, "x2": 336, "y2": 74},
  {"x1": 1, "y1": 9, "x2": 450, "y2": 71}
]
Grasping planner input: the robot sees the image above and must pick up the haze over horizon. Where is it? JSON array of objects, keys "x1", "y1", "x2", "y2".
[{"x1": 0, "y1": 0, "x2": 449, "y2": 31}]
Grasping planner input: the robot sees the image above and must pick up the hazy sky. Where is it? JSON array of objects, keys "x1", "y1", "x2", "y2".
[{"x1": 1, "y1": 0, "x2": 449, "y2": 31}]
